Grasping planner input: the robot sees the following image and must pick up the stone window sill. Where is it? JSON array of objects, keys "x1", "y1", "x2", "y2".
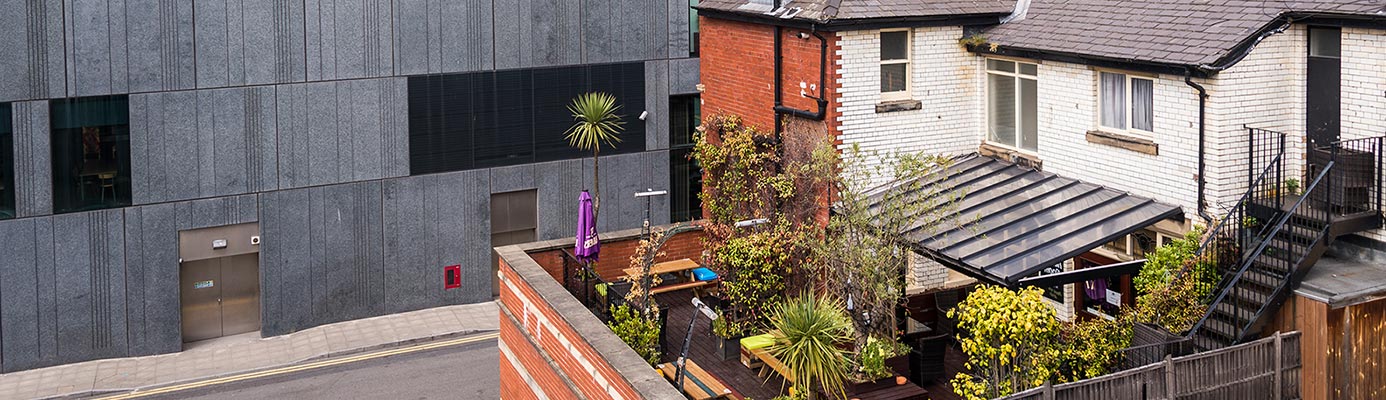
[
  {"x1": 875, "y1": 99, "x2": 922, "y2": 113},
  {"x1": 1086, "y1": 130, "x2": 1159, "y2": 156}
]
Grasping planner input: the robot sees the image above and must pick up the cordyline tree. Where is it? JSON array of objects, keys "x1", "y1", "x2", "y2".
[
  {"x1": 810, "y1": 142, "x2": 966, "y2": 351},
  {"x1": 565, "y1": 92, "x2": 624, "y2": 216}
]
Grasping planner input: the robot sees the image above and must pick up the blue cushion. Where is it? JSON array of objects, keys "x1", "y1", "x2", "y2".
[{"x1": 691, "y1": 267, "x2": 718, "y2": 281}]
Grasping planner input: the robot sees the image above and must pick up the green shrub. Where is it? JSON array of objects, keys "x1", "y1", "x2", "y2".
[
  {"x1": 608, "y1": 305, "x2": 661, "y2": 365},
  {"x1": 856, "y1": 337, "x2": 907, "y2": 380}
]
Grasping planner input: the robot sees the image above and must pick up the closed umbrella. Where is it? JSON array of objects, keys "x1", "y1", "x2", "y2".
[{"x1": 575, "y1": 190, "x2": 600, "y2": 262}]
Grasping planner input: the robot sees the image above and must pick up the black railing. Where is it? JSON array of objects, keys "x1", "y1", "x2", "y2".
[
  {"x1": 1313, "y1": 136, "x2": 1385, "y2": 220},
  {"x1": 560, "y1": 248, "x2": 603, "y2": 310},
  {"x1": 1178, "y1": 129, "x2": 1285, "y2": 288}
]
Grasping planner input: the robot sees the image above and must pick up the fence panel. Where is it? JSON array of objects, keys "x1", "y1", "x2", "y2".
[{"x1": 998, "y1": 332, "x2": 1300, "y2": 400}]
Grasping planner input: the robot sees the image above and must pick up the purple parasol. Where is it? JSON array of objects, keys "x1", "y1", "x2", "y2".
[{"x1": 575, "y1": 190, "x2": 600, "y2": 262}]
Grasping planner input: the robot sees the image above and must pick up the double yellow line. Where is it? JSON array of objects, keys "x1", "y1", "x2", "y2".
[{"x1": 96, "y1": 332, "x2": 499, "y2": 399}]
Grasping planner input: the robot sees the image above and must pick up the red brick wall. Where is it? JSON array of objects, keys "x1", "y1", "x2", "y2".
[
  {"x1": 529, "y1": 230, "x2": 708, "y2": 282},
  {"x1": 700, "y1": 17, "x2": 841, "y2": 135},
  {"x1": 498, "y1": 257, "x2": 648, "y2": 400}
]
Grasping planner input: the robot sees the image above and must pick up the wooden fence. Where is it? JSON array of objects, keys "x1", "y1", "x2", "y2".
[{"x1": 1002, "y1": 331, "x2": 1301, "y2": 400}]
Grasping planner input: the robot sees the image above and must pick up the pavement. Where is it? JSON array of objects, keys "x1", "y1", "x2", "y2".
[{"x1": 0, "y1": 302, "x2": 498, "y2": 400}]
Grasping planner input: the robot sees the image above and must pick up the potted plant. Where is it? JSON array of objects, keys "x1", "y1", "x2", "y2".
[
  {"x1": 712, "y1": 310, "x2": 750, "y2": 361},
  {"x1": 768, "y1": 293, "x2": 853, "y2": 400},
  {"x1": 847, "y1": 337, "x2": 909, "y2": 394}
]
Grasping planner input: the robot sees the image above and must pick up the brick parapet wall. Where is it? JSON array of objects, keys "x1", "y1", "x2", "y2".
[{"x1": 496, "y1": 235, "x2": 685, "y2": 400}]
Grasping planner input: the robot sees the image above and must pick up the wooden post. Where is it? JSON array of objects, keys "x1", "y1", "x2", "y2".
[
  {"x1": 1274, "y1": 331, "x2": 1284, "y2": 400},
  {"x1": 1164, "y1": 354, "x2": 1176, "y2": 400},
  {"x1": 1042, "y1": 380, "x2": 1054, "y2": 400}
]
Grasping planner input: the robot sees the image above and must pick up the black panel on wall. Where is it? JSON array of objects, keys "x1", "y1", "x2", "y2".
[
  {"x1": 408, "y1": 62, "x2": 647, "y2": 175},
  {"x1": 1, "y1": 103, "x2": 13, "y2": 220}
]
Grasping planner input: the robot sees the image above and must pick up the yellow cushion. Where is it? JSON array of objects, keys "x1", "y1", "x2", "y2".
[{"x1": 740, "y1": 333, "x2": 775, "y2": 350}]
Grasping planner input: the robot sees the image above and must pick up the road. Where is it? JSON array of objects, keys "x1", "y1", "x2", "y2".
[{"x1": 105, "y1": 333, "x2": 499, "y2": 400}]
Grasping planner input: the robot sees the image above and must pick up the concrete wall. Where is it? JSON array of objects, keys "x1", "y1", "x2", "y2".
[{"x1": 0, "y1": 0, "x2": 698, "y2": 372}]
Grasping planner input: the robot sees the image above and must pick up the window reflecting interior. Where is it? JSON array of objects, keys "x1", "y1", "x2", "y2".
[
  {"x1": 987, "y1": 60, "x2": 1038, "y2": 151},
  {"x1": 670, "y1": 95, "x2": 702, "y2": 222},
  {"x1": 51, "y1": 96, "x2": 131, "y2": 214},
  {"x1": 690, "y1": 0, "x2": 699, "y2": 56},
  {"x1": 0, "y1": 103, "x2": 13, "y2": 219}
]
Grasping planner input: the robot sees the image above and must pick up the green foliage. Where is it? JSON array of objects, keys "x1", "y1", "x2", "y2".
[
  {"x1": 607, "y1": 305, "x2": 661, "y2": 365},
  {"x1": 949, "y1": 286, "x2": 1061, "y2": 400},
  {"x1": 1284, "y1": 178, "x2": 1301, "y2": 196},
  {"x1": 717, "y1": 229, "x2": 797, "y2": 329},
  {"x1": 711, "y1": 310, "x2": 754, "y2": 339},
  {"x1": 768, "y1": 293, "x2": 854, "y2": 400},
  {"x1": 1130, "y1": 227, "x2": 1217, "y2": 333},
  {"x1": 564, "y1": 92, "x2": 624, "y2": 151},
  {"x1": 1053, "y1": 317, "x2": 1131, "y2": 382},
  {"x1": 856, "y1": 337, "x2": 907, "y2": 380},
  {"x1": 813, "y1": 144, "x2": 966, "y2": 348}
]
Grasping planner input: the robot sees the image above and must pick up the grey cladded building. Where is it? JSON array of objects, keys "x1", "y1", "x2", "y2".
[{"x1": 0, "y1": 0, "x2": 703, "y2": 372}]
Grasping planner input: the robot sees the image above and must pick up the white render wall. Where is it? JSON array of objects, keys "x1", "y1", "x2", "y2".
[
  {"x1": 1341, "y1": 26, "x2": 1386, "y2": 242},
  {"x1": 834, "y1": 26, "x2": 982, "y2": 183}
]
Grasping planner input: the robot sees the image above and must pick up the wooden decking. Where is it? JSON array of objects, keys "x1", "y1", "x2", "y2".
[
  {"x1": 657, "y1": 291, "x2": 787, "y2": 400},
  {"x1": 656, "y1": 290, "x2": 970, "y2": 400}
]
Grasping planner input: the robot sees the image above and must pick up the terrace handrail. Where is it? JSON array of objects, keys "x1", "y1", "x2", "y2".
[{"x1": 1187, "y1": 161, "x2": 1335, "y2": 346}]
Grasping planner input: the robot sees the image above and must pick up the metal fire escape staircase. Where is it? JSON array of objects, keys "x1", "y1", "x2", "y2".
[{"x1": 1187, "y1": 129, "x2": 1384, "y2": 350}]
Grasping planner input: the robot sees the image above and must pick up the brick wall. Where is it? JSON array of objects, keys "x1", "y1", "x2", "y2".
[
  {"x1": 528, "y1": 230, "x2": 708, "y2": 283},
  {"x1": 835, "y1": 26, "x2": 982, "y2": 182},
  {"x1": 699, "y1": 17, "x2": 839, "y2": 134},
  {"x1": 497, "y1": 244, "x2": 684, "y2": 400}
]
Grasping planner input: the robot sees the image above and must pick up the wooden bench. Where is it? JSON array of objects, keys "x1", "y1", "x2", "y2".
[
  {"x1": 658, "y1": 359, "x2": 733, "y2": 400},
  {"x1": 751, "y1": 347, "x2": 794, "y2": 384},
  {"x1": 649, "y1": 280, "x2": 712, "y2": 295}
]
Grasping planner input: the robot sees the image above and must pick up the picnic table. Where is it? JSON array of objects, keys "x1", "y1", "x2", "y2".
[
  {"x1": 852, "y1": 382, "x2": 929, "y2": 400},
  {"x1": 750, "y1": 347, "x2": 794, "y2": 384},
  {"x1": 658, "y1": 359, "x2": 733, "y2": 400},
  {"x1": 623, "y1": 259, "x2": 713, "y2": 295}
]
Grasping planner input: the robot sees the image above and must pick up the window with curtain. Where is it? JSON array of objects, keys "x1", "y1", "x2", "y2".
[
  {"x1": 669, "y1": 95, "x2": 701, "y2": 222},
  {"x1": 879, "y1": 30, "x2": 910, "y2": 99},
  {"x1": 1100, "y1": 72, "x2": 1154, "y2": 133},
  {"x1": 0, "y1": 103, "x2": 13, "y2": 219},
  {"x1": 50, "y1": 95, "x2": 131, "y2": 214},
  {"x1": 986, "y1": 59, "x2": 1038, "y2": 151}
]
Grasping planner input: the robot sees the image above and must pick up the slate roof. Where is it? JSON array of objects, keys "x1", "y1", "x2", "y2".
[
  {"x1": 982, "y1": 0, "x2": 1386, "y2": 68},
  {"x1": 695, "y1": 0, "x2": 1015, "y2": 22}
]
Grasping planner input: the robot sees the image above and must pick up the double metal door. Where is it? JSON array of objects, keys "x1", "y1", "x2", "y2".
[{"x1": 181, "y1": 254, "x2": 261, "y2": 342}]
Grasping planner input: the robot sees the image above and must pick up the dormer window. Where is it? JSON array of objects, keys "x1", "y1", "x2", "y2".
[{"x1": 879, "y1": 30, "x2": 911, "y2": 100}]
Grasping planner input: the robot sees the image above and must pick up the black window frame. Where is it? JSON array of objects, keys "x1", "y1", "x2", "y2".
[
  {"x1": 669, "y1": 94, "x2": 701, "y2": 222},
  {"x1": 50, "y1": 95, "x2": 132, "y2": 214},
  {"x1": 0, "y1": 103, "x2": 13, "y2": 220},
  {"x1": 408, "y1": 63, "x2": 647, "y2": 175}
]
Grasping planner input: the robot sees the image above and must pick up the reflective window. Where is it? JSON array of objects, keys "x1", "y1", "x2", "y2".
[
  {"x1": 986, "y1": 59, "x2": 1038, "y2": 151},
  {"x1": 690, "y1": 0, "x2": 700, "y2": 57},
  {"x1": 880, "y1": 30, "x2": 910, "y2": 98},
  {"x1": 51, "y1": 96, "x2": 131, "y2": 214},
  {"x1": 0, "y1": 103, "x2": 13, "y2": 219},
  {"x1": 408, "y1": 63, "x2": 646, "y2": 175},
  {"x1": 670, "y1": 95, "x2": 701, "y2": 222}
]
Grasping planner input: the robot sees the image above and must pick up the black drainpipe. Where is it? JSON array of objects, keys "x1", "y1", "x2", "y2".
[
  {"x1": 1184, "y1": 70, "x2": 1212, "y2": 224},
  {"x1": 771, "y1": 13, "x2": 829, "y2": 135}
]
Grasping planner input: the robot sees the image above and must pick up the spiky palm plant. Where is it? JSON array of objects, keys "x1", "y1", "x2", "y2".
[
  {"x1": 565, "y1": 92, "x2": 625, "y2": 216},
  {"x1": 768, "y1": 293, "x2": 854, "y2": 400}
]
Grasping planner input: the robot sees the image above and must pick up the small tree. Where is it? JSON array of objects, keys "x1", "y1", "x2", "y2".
[
  {"x1": 950, "y1": 286, "x2": 1061, "y2": 400},
  {"x1": 565, "y1": 92, "x2": 624, "y2": 215},
  {"x1": 812, "y1": 144, "x2": 965, "y2": 349}
]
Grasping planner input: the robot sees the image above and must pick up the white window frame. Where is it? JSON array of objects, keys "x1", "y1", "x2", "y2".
[
  {"x1": 985, "y1": 58, "x2": 1039, "y2": 153},
  {"x1": 1098, "y1": 70, "x2": 1156, "y2": 136},
  {"x1": 879, "y1": 29, "x2": 911, "y2": 101}
]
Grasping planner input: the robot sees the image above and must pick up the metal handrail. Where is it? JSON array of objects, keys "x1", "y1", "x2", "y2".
[{"x1": 1187, "y1": 161, "x2": 1335, "y2": 344}]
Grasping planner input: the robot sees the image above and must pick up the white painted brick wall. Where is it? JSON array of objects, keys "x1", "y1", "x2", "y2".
[
  {"x1": 834, "y1": 26, "x2": 981, "y2": 185},
  {"x1": 1341, "y1": 27, "x2": 1386, "y2": 242},
  {"x1": 1031, "y1": 62, "x2": 1203, "y2": 217}
]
